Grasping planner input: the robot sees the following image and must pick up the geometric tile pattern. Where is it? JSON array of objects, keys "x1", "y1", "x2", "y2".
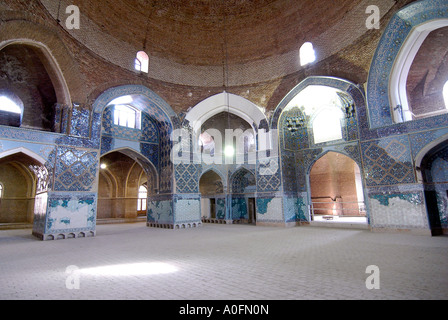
[
  {"x1": 70, "y1": 104, "x2": 91, "y2": 138},
  {"x1": 54, "y1": 147, "x2": 98, "y2": 192},
  {"x1": 140, "y1": 142, "x2": 159, "y2": 170},
  {"x1": 175, "y1": 163, "x2": 201, "y2": 194},
  {"x1": 294, "y1": 148, "x2": 323, "y2": 192},
  {"x1": 231, "y1": 168, "x2": 256, "y2": 194},
  {"x1": 361, "y1": 136, "x2": 415, "y2": 186},
  {"x1": 281, "y1": 152, "x2": 297, "y2": 193},
  {"x1": 257, "y1": 159, "x2": 281, "y2": 192}
]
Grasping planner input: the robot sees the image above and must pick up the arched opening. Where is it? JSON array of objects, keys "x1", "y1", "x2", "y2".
[
  {"x1": 200, "y1": 111, "x2": 256, "y2": 165},
  {"x1": 185, "y1": 92, "x2": 268, "y2": 164},
  {"x1": 137, "y1": 184, "x2": 148, "y2": 216},
  {"x1": 420, "y1": 140, "x2": 448, "y2": 236},
  {"x1": 199, "y1": 170, "x2": 225, "y2": 222},
  {"x1": 404, "y1": 26, "x2": 448, "y2": 121},
  {"x1": 230, "y1": 168, "x2": 257, "y2": 224},
  {"x1": 309, "y1": 152, "x2": 366, "y2": 224},
  {"x1": 97, "y1": 150, "x2": 156, "y2": 222},
  {"x1": 0, "y1": 44, "x2": 60, "y2": 131},
  {"x1": 0, "y1": 150, "x2": 48, "y2": 228},
  {"x1": 280, "y1": 84, "x2": 355, "y2": 147}
]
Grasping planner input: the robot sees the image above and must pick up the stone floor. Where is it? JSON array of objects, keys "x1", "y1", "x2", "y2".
[{"x1": 0, "y1": 222, "x2": 448, "y2": 300}]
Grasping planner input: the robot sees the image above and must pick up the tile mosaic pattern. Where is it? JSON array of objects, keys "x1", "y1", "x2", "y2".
[
  {"x1": 147, "y1": 200, "x2": 173, "y2": 224},
  {"x1": 175, "y1": 163, "x2": 201, "y2": 194},
  {"x1": 283, "y1": 197, "x2": 308, "y2": 223},
  {"x1": 361, "y1": 136, "x2": 415, "y2": 186},
  {"x1": 257, "y1": 158, "x2": 281, "y2": 192},
  {"x1": 53, "y1": 147, "x2": 98, "y2": 192},
  {"x1": 280, "y1": 151, "x2": 297, "y2": 193},
  {"x1": 231, "y1": 168, "x2": 256, "y2": 194},
  {"x1": 409, "y1": 128, "x2": 448, "y2": 159},
  {"x1": 231, "y1": 197, "x2": 248, "y2": 220},
  {"x1": 70, "y1": 104, "x2": 91, "y2": 138},
  {"x1": 295, "y1": 148, "x2": 323, "y2": 192}
]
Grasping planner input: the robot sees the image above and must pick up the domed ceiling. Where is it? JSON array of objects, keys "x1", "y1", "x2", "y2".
[
  {"x1": 69, "y1": 0, "x2": 361, "y2": 66},
  {"x1": 40, "y1": 0, "x2": 396, "y2": 86}
]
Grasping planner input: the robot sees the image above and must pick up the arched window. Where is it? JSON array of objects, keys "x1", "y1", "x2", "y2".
[
  {"x1": 137, "y1": 185, "x2": 147, "y2": 213},
  {"x1": 300, "y1": 42, "x2": 316, "y2": 66},
  {"x1": 113, "y1": 104, "x2": 141, "y2": 129},
  {"x1": 444, "y1": 81, "x2": 448, "y2": 108},
  {"x1": 135, "y1": 51, "x2": 149, "y2": 73}
]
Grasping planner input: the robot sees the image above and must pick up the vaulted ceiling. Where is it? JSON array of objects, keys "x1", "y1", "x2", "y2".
[{"x1": 69, "y1": 0, "x2": 363, "y2": 66}]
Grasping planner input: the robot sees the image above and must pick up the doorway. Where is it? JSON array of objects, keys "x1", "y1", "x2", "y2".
[
  {"x1": 248, "y1": 198, "x2": 256, "y2": 225},
  {"x1": 309, "y1": 152, "x2": 367, "y2": 224}
]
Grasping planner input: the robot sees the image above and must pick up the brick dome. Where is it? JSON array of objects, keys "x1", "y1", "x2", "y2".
[
  {"x1": 70, "y1": 0, "x2": 362, "y2": 66},
  {"x1": 40, "y1": 0, "x2": 387, "y2": 87}
]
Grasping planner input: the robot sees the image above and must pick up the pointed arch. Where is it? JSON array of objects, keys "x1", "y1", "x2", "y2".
[
  {"x1": 366, "y1": 0, "x2": 448, "y2": 127},
  {"x1": 200, "y1": 168, "x2": 226, "y2": 189},
  {"x1": 271, "y1": 76, "x2": 364, "y2": 130},
  {"x1": 101, "y1": 147, "x2": 159, "y2": 192},
  {"x1": 185, "y1": 92, "x2": 267, "y2": 134},
  {"x1": 308, "y1": 151, "x2": 367, "y2": 221},
  {"x1": 0, "y1": 147, "x2": 46, "y2": 166},
  {"x1": 230, "y1": 168, "x2": 256, "y2": 194},
  {"x1": 0, "y1": 19, "x2": 87, "y2": 104}
]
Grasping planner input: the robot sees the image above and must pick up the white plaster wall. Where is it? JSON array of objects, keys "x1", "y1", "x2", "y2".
[{"x1": 370, "y1": 197, "x2": 429, "y2": 230}]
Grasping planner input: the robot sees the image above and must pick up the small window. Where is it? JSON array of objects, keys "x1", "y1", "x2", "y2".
[
  {"x1": 300, "y1": 42, "x2": 316, "y2": 66},
  {"x1": 113, "y1": 104, "x2": 141, "y2": 129},
  {"x1": 134, "y1": 51, "x2": 149, "y2": 73},
  {"x1": 137, "y1": 185, "x2": 147, "y2": 212},
  {"x1": 0, "y1": 183, "x2": 3, "y2": 198}
]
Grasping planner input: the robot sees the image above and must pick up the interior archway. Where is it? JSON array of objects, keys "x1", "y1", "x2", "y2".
[
  {"x1": 97, "y1": 150, "x2": 157, "y2": 222},
  {"x1": 199, "y1": 170, "x2": 225, "y2": 222},
  {"x1": 420, "y1": 140, "x2": 448, "y2": 235},
  {"x1": 230, "y1": 168, "x2": 257, "y2": 224},
  {"x1": 0, "y1": 44, "x2": 59, "y2": 132},
  {"x1": 309, "y1": 152, "x2": 366, "y2": 224},
  {"x1": 200, "y1": 111, "x2": 256, "y2": 165},
  {"x1": 0, "y1": 151, "x2": 48, "y2": 228},
  {"x1": 405, "y1": 26, "x2": 448, "y2": 121}
]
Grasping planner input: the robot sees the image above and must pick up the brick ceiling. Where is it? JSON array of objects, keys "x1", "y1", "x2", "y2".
[{"x1": 70, "y1": 0, "x2": 363, "y2": 66}]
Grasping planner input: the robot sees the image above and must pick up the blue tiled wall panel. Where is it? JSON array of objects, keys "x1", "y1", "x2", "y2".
[
  {"x1": 147, "y1": 200, "x2": 173, "y2": 224},
  {"x1": 45, "y1": 192, "x2": 97, "y2": 234}
]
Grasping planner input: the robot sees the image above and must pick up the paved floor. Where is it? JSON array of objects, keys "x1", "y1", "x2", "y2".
[{"x1": 0, "y1": 222, "x2": 448, "y2": 300}]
